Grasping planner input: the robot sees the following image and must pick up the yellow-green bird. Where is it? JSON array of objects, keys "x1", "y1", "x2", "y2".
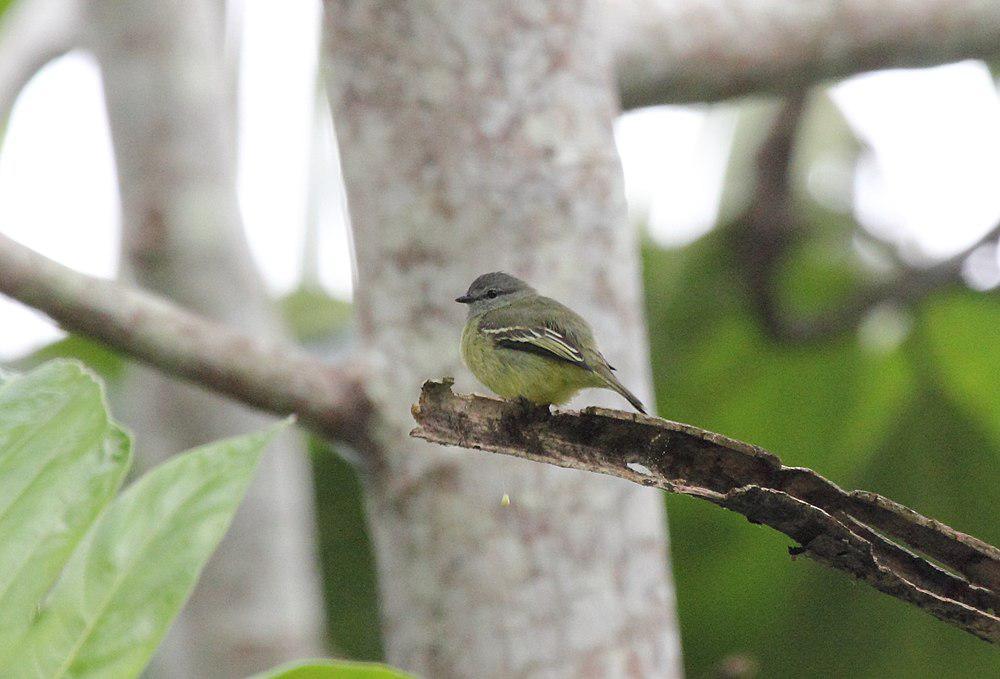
[{"x1": 457, "y1": 272, "x2": 646, "y2": 413}]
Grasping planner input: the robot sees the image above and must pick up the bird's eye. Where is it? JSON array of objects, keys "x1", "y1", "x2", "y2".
[{"x1": 485, "y1": 289, "x2": 499, "y2": 299}]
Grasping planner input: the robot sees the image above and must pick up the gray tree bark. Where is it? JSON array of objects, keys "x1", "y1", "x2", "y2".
[
  {"x1": 609, "y1": 0, "x2": 1000, "y2": 106},
  {"x1": 323, "y1": 2, "x2": 681, "y2": 677},
  {"x1": 84, "y1": 1, "x2": 326, "y2": 676},
  {"x1": 411, "y1": 381, "x2": 1000, "y2": 643}
]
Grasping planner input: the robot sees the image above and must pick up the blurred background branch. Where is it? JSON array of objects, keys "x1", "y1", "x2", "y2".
[
  {"x1": 411, "y1": 380, "x2": 1000, "y2": 643},
  {"x1": 728, "y1": 91, "x2": 1000, "y2": 343},
  {"x1": 0, "y1": 0, "x2": 79, "y2": 122},
  {"x1": 612, "y1": 0, "x2": 1000, "y2": 107}
]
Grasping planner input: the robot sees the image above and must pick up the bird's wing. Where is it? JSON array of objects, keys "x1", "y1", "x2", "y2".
[
  {"x1": 480, "y1": 299, "x2": 595, "y2": 370},
  {"x1": 483, "y1": 324, "x2": 590, "y2": 367}
]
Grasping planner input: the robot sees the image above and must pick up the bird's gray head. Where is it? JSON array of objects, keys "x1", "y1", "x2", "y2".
[{"x1": 455, "y1": 272, "x2": 535, "y2": 315}]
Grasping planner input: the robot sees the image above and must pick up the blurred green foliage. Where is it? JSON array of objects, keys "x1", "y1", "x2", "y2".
[
  {"x1": 281, "y1": 289, "x2": 384, "y2": 660},
  {"x1": 641, "y1": 91, "x2": 998, "y2": 676},
  {"x1": 281, "y1": 287, "x2": 353, "y2": 345},
  {"x1": 643, "y1": 236, "x2": 999, "y2": 678},
  {"x1": 253, "y1": 659, "x2": 413, "y2": 679},
  {"x1": 309, "y1": 438, "x2": 384, "y2": 661}
]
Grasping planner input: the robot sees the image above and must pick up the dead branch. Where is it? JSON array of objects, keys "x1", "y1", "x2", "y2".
[{"x1": 411, "y1": 380, "x2": 1000, "y2": 643}]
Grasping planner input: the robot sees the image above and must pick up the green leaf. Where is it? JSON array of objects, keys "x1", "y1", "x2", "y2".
[
  {"x1": 921, "y1": 292, "x2": 1000, "y2": 445},
  {"x1": 18, "y1": 336, "x2": 127, "y2": 383},
  {"x1": 0, "y1": 362, "x2": 131, "y2": 660},
  {"x1": 254, "y1": 659, "x2": 415, "y2": 679},
  {"x1": 4, "y1": 422, "x2": 285, "y2": 679}
]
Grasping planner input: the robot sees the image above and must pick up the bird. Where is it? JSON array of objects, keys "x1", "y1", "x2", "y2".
[{"x1": 456, "y1": 272, "x2": 646, "y2": 414}]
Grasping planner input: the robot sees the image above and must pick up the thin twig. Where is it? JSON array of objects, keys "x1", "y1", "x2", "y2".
[{"x1": 411, "y1": 380, "x2": 1000, "y2": 643}]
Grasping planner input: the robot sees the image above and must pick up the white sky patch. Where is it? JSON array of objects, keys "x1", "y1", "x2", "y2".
[
  {"x1": 312, "y1": 95, "x2": 356, "y2": 299},
  {"x1": 236, "y1": 0, "x2": 323, "y2": 295},
  {"x1": 0, "y1": 52, "x2": 119, "y2": 358},
  {"x1": 615, "y1": 105, "x2": 737, "y2": 248},
  {"x1": 962, "y1": 243, "x2": 1000, "y2": 291},
  {"x1": 833, "y1": 61, "x2": 1000, "y2": 261}
]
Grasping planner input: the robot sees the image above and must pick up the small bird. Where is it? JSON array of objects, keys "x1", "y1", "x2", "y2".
[{"x1": 457, "y1": 272, "x2": 646, "y2": 413}]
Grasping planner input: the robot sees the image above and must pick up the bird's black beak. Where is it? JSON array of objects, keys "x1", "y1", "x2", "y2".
[{"x1": 455, "y1": 294, "x2": 474, "y2": 304}]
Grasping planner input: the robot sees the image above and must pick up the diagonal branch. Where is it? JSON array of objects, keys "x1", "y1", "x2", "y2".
[
  {"x1": 0, "y1": 232, "x2": 375, "y2": 456},
  {"x1": 411, "y1": 380, "x2": 1000, "y2": 643},
  {"x1": 729, "y1": 93, "x2": 1000, "y2": 344},
  {"x1": 611, "y1": 0, "x2": 1000, "y2": 107}
]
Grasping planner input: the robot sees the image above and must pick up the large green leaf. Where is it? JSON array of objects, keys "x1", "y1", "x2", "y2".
[
  {"x1": 254, "y1": 659, "x2": 414, "y2": 679},
  {"x1": 0, "y1": 362, "x2": 131, "y2": 659},
  {"x1": 4, "y1": 420, "x2": 282, "y2": 678}
]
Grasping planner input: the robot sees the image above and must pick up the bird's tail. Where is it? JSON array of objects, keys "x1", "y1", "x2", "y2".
[{"x1": 598, "y1": 370, "x2": 647, "y2": 414}]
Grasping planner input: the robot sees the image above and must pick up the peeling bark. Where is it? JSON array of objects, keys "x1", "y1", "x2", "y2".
[
  {"x1": 411, "y1": 380, "x2": 1000, "y2": 643},
  {"x1": 323, "y1": 2, "x2": 681, "y2": 676}
]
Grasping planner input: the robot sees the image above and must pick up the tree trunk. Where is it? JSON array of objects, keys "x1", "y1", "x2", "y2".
[
  {"x1": 323, "y1": 2, "x2": 681, "y2": 677},
  {"x1": 85, "y1": 1, "x2": 326, "y2": 676}
]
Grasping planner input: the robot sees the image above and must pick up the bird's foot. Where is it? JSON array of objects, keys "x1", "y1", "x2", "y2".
[{"x1": 510, "y1": 396, "x2": 551, "y2": 422}]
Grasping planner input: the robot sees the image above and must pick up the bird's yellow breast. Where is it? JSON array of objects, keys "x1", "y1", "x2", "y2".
[{"x1": 461, "y1": 318, "x2": 602, "y2": 405}]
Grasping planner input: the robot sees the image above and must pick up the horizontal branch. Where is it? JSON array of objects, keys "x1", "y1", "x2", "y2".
[
  {"x1": 411, "y1": 380, "x2": 1000, "y2": 642},
  {"x1": 0, "y1": 233, "x2": 375, "y2": 455},
  {"x1": 611, "y1": 0, "x2": 1000, "y2": 107}
]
